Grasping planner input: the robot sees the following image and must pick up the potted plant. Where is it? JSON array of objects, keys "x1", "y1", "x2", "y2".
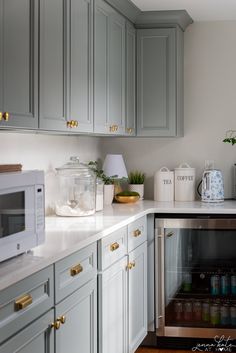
[
  {"x1": 88, "y1": 161, "x2": 116, "y2": 205},
  {"x1": 223, "y1": 130, "x2": 236, "y2": 145},
  {"x1": 128, "y1": 171, "x2": 145, "y2": 200}
]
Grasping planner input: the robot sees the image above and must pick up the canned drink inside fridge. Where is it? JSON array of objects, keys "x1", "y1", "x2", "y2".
[
  {"x1": 174, "y1": 301, "x2": 183, "y2": 321},
  {"x1": 230, "y1": 305, "x2": 236, "y2": 326},
  {"x1": 183, "y1": 272, "x2": 192, "y2": 292},
  {"x1": 202, "y1": 301, "x2": 210, "y2": 322},
  {"x1": 231, "y1": 275, "x2": 236, "y2": 295},
  {"x1": 211, "y1": 275, "x2": 220, "y2": 295},
  {"x1": 220, "y1": 304, "x2": 230, "y2": 326},
  {"x1": 221, "y1": 274, "x2": 230, "y2": 296},
  {"x1": 193, "y1": 300, "x2": 202, "y2": 321},
  {"x1": 183, "y1": 301, "x2": 193, "y2": 321},
  {"x1": 210, "y1": 303, "x2": 220, "y2": 326}
]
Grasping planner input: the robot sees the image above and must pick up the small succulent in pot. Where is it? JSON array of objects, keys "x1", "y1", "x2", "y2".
[
  {"x1": 128, "y1": 171, "x2": 145, "y2": 185},
  {"x1": 128, "y1": 170, "x2": 145, "y2": 200}
]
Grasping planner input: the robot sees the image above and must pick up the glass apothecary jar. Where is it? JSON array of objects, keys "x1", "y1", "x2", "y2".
[{"x1": 55, "y1": 157, "x2": 96, "y2": 217}]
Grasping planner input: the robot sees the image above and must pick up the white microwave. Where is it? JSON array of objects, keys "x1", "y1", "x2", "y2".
[{"x1": 0, "y1": 170, "x2": 45, "y2": 262}]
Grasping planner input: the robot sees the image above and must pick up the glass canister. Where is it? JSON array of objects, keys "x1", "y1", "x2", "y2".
[{"x1": 55, "y1": 157, "x2": 96, "y2": 217}]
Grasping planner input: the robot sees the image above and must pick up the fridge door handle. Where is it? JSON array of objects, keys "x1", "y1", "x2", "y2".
[{"x1": 155, "y1": 231, "x2": 164, "y2": 336}]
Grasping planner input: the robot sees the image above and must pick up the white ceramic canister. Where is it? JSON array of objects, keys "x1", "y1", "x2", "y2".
[
  {"x1": 154, "y1": 167, "x2": 174, "y2": 201},
  {"x1": 174, "y1": 163, "x2": 196, "y2": 201}
]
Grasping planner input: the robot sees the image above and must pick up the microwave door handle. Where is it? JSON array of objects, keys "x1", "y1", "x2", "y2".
[{"x1": 155, "y1": 230, "x2": 164, "y2": 336}]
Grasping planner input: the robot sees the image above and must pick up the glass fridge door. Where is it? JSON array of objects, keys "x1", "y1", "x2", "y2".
[{"x1": 164, "y1": 219, "x2": 236, "y2": 329}]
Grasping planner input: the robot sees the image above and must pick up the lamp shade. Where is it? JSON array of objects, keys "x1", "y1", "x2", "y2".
[{"x1": 103, "y1": 154, "x2": 128, "y2": 179}]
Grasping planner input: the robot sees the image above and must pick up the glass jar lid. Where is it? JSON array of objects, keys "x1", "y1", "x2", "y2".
[{"x1": 56, "y1": 157, "x2": 95, "y2": 177}]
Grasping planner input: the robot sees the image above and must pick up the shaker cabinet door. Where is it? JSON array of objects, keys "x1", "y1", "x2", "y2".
[
  {"x1": 125, "y1": 22, "x2": 136, "y2": 136},
  {"x1": 0, "y1": 0, "x2": 38, "y2": 129},
  {"x1": 94, "y1": 0, "x2": 126, "y2": 135},
  {"x1": 0, "y1": 310, "x2": 54, "y2": 353},
  {"x1": 98, "y1": 257, "x2": 128, "y2": 353},
  {"x1": 128, "y1": 242, "x2": 147, "y2": 353},
  {"x1": 137, "y1": 28, "x2": 183, "y2": 137},
  {"x1": 39, "y1": 0, "x2": 67, "y2": 131},
  {"x1": 55, "y1": 279, "x2": 97, "y2": 353},
  {"x1": 68, "y1": 0, "x2": 93, "y2": 133}
]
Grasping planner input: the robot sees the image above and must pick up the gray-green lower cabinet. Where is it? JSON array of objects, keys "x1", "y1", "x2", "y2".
[
  {"x1": 0, "y1": 0, "x2": 38, "y2": 129},
  {"x1": 94, "y1": 0, "x2": 126, "y2": 135},
  {"x1": 128, "y1": 242, "x2": 147, "y2": 353},
  {"x1": 55, "y1": 279, "x2": 97, "y2": 353},
  {"x1": 0, "y1": 310, "x2": 54, "y2": 353},
  {"x1": 137, "y1": 27, "x2": 184, "y2": 137},
  {"x1": 98, "y1": 257, "x2": 128, "y2": 353}
]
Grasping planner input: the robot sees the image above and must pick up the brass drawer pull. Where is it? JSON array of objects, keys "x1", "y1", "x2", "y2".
[
  {"x1": 109, "y1": 124, "x2": 119, "y2": 133},
  {"x1": 15, "y1": 294, "x2": 33, "y2": 311},
  {"x1": 110, "y1": 242, "x2": 120, "y2": 252},
  {"x1": 67, "y1": 120, "x2": 79, "y2": 128},
  {"x1": 133, "y1": 229, "x2": 142, "y2": 237},
  {"x1": 51, "y1": 320, "x2": 61, "y2": 330},
  {"x1": 0, "y1": 112, "x2": 2, "y2": 121},
  {"x1": 131, "y1": 260, "x2": 136, "y2": 268},
  {"x1": 70, "y1": 264, "x2": 83, "y2": 277},
  {"x1": 57, "y1": 315, "x2": 66, "y2": 324},
  {"x1": 3, "y1": 112, "x2": 9, "y2": 121}
]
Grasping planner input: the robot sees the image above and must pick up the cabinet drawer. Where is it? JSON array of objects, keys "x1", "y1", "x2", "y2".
[
  {"x1": 0, "y1": 265, "x2": 53, "y2": 344},
  {"x1": 55, "y1": 243, "x2": 97, "y2": 303},
  {"x1": 128, "y1": 216, "x2": 147, "y2": 252},
  {"x1": 98, "y1": 227, "x2": 127, "y2": 270}
]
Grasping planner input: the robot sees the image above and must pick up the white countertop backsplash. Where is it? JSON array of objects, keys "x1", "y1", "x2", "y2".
[{"x1": 1, "y1": 200, "x2": 236, "y2": 291}]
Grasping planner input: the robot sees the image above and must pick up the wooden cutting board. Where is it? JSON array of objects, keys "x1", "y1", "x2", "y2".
[{"x1": 0, "y1": 164, "x2": 22, "y2": 173}]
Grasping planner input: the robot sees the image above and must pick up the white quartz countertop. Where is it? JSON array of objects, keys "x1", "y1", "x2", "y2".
[{"x1": 1, "y1": 200, "x2": 236, "y2": 291}]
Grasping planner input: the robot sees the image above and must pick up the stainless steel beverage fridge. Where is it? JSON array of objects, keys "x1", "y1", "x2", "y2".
[{"x1": 155, "y1": 214, "x2": 236, "y2": 339}]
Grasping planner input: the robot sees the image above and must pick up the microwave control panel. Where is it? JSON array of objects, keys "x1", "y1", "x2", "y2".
[{"x1": 35, "y1": 185, "x2": 45, "y2": 232}]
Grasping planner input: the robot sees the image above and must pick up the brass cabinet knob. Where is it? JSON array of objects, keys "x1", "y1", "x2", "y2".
[
  {"x1": 133, "y1": 229, "x2": 142, "y2": 237},
  {"x1": 3, "y1": 112, "x2": 9, "y2": 121},
  {"x1": 127, "y1": 262, "x2": 135, "y2": 270},
  {"x1": 110, "y1": 242, "x2": 120, "y2": 252},
  {"x1": 57, "y1": 315, "x2": 66, "y2": 324},
  {"x1": 70, "y1": 263, "x2": 83, "y2": 277},
  {"x1": 15, "y1": 294, "x2": 33, "y2": 311},
  {"x1": 51, "y1": 320, "x2": 61, "y2": 330},
  {"x1": 127, "y1": 262, "x2": 133, "y2": 270},
  {"x1": 126, "y1": 128, "x2": 133, "y2": 134},
  {"x1": 0, "y1": 112, "x2": 2, "y2": 121}
]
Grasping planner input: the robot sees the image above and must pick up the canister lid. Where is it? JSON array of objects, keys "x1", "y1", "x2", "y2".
[{"x1": 56, "y1": 156, "x2": 89, "y2": 171}]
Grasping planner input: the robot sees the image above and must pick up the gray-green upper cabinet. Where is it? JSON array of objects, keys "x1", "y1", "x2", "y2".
[
  {"x1": 94, "y1": 0, "x2": 126, "y2": 135},
  {"x1": 0, "y1": 0, "x2": 38, "y2": 129},
  {"x1": 39, "y1": 0, "x2": 93, "y2": 133},
  {"x1": 137, "y1": 28, "x2": 184, "y2": 137},
  {"x1": 68, "y1": 0, "x2": 93, "y2": 133},
  {"x1": 125, "y1": 22, "x2": 136, "y2": 137},
  {"x1": 39, "y1": 0, "x2": 67, "y2": 131}
]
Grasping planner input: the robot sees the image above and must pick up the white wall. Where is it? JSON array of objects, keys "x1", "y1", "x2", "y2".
[
  {"x1": 101, "y1": 21, "x2": 236, "y2": 199},
  {"x1": 0, "y1": 132, "x2": 101, "y2": 214}
]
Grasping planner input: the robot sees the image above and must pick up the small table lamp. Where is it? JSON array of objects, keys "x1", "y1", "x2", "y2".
[{"x1": 103, "y1": 154, "x2": 128, "y2": 194}]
